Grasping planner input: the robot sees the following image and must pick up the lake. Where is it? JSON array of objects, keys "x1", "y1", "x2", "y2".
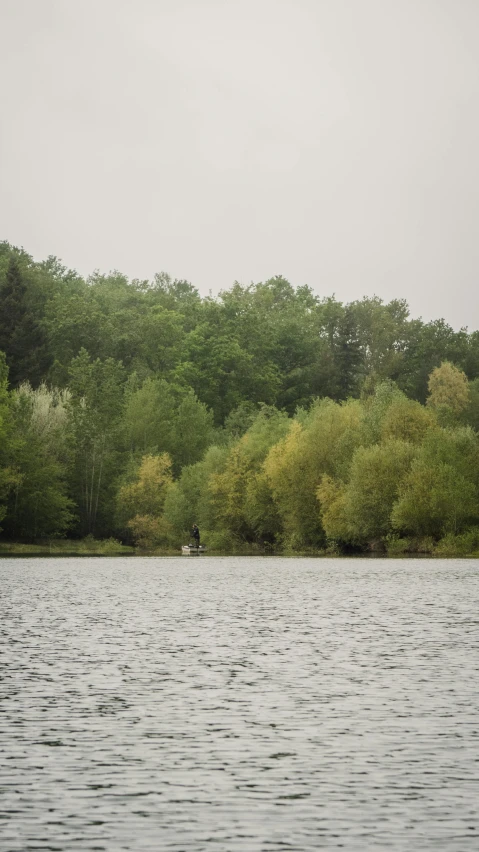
[{"x1": 1, "y1": 556, "x2": 478, "y2": 850}]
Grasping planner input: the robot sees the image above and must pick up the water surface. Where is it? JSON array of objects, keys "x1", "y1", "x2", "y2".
[{"x1": 1, "y1": 557, "x2": 478, "y2": 850}]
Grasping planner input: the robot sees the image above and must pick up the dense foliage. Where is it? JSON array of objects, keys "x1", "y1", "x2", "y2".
[{"x1": 2, "y1": 239, "x2": 479, "y2": 553}]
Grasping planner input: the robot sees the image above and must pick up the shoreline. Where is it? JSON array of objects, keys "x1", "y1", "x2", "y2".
[{"x1": 1, "y1": 540, "x2": 479, "y2": 558}]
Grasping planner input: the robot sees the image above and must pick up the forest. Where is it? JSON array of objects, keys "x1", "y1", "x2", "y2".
[{"x1": 2, "y1": 239, "x2": 479, "y2": 555}]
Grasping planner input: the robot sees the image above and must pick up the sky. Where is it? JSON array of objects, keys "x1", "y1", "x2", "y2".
[{"x1": 1, "y1": 0, "x2": 478, "y2": 329}]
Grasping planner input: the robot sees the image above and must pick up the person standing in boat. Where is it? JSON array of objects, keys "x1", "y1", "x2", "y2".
[{"x1": 191, "y1": 524, "x2": 200, "y2": 547}]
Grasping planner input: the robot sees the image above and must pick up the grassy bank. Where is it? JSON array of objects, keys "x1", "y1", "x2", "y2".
[
  {"x1": 0, "y1": 537, "x2": 135, "y2": 556},
  {"x1": 1, "y1": 537, "x2": 479, "y2": 557},
  {"x1": 385, "y1": 531, "x2": 479, "y2": 558}
]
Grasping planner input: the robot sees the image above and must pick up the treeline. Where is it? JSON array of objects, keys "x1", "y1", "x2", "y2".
[{"x1": 1, "y1": 239, "x2": 479, "y2": 553}]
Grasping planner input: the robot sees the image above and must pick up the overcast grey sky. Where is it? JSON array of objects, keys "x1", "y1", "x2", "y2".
[{"x1": 1, "y1": 0, "x2": 478, "y2": 328}]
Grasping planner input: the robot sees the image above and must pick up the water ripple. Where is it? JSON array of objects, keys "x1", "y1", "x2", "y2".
[{"x1": 0, "y1": 556, "x2": 478, "y2": 850}]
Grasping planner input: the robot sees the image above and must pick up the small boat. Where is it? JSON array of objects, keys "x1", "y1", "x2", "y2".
[{"x1": 181, "y1": 544, "x2": 207, "y2": 555}]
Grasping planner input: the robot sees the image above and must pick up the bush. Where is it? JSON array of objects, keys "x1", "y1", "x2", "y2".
[
  {"x1": 201, "y1": 528, "x2": 240, "y2": 552},
  {"x1": 96, "y1": 537, "x2": 128, "y2": 555},
  {"x1": 386, "y1": 536, "x2": 412, "y2": 555},
  {"x1": 415, "y1": 536, "x2": 435, "y2": 554},
  {"x1": 385, "y1": 535, "x2": 435, "y2": 555},
  {"x1": 435, "y1": 529, "x2": 479, "y2": 556},
  {"x1": 128, "y1": 515, "x2": 171, "y2": 549}
]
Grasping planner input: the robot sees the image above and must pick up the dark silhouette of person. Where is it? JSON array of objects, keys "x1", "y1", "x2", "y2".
[{"x1": 192, "y1": 524, "x2": 200, "y2": 547}]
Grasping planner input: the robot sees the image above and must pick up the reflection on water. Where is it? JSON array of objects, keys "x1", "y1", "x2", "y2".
[{"x1": 0, "y1": 557, "x2": 478, "y2": 850}]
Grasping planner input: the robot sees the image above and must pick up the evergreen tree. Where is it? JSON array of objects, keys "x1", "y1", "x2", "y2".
[
  {"x1": 0, "y1": 257, "x2": 47, "y2": 386},
  {"x1": 0, "y1": 352, "x2": 16, "y2": 528}
]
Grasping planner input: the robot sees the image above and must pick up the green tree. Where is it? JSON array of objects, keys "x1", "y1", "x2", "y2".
[
  {"x1": 321, "y1": 440, "x2": 415, "y2": 544},
  {"x1": 462, "y1": 377, "x2": 479, "y2": 431},
  {"x1": 162, "y1": 445, "x2": 229, "y2": 545},
  {"x1": 0, "y1": 257, "x2": 48, "y2": 386},
  {"x1": 224, "y1": 401, "x2": 260, "y2": 439},
  {"x1": 0, "y1": 353, "x2": 16, "y2": 529},
  {"x1": 3, "y1": 383, "x2": 74, "y2": 539},
  {"x1": 400, "y1": 319, "x2": 470, "y2": 403},
  {"x1": 391, "y1": 428, "x2": 479, "y2": 537},
  {"x1": 360, "y1": 381, "x2": 406, "y2": 444},
  {"x1": 320, "y1": 301, "x2": 363, "y2": 400},
  {"x1": 178, "y1": 320, "x2": 280, "y2": 424},
  {"x1": 348, "y1": 296, "x2": 411, "y2": 388},
  {"x1": 68, "y1": 349, "x2": 126, "y2": 536},
  {"x1": 122, "y1": 378, "x2": 215, "y2": 472}
]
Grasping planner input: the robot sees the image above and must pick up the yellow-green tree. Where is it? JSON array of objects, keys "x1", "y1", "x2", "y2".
[
  {"x1": 117, "y1": 453, "x2": 173, "y2": 547},
  {"x1": 381, "y1": 396, "x2": 435, "y2": 444},
  {"x1": 316, "y1": 475, "x2": 350, "y2": 543},
  {"x1": 162, "y1": 445, "x2": 229, "y2": 545},
  {"x1": 360, "y1": 381, "x2": 406, "y2": 445},
  {"x1": 391, "y1": 428, "x2": 479, "y2": 537},
  {"x1": 264, "y1": 399, "x2": 363, "y2": 548},
  {"x1": 262, "y1": 421, "x2": 305, "y2": 547},
  {"x1": 207, "y1": 407, "x2": 289, "y2": 545},
  {"x1": 427, "y1": 361, "x2": 470, "y2": 424},
  {"x1": 332, "y1": 440, "x2": 415, "y2": 543},
  {"x1": 209, "y1": 443, "x2": 252, "y2": 541}
]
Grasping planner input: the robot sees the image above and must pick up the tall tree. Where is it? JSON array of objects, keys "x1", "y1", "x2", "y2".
[
  {"x1": 427, "y1": 361, "x2": 470, "y2": 424},
  {"x1": 2, "y1": 383, "x2": 74, "y2": 539},
  {"x1": 68, "y1": 350, "x2": 126, "y2": 536},
  {"x1": 0, "y1": 353, "x2": 16, "y2": 529},
  {"x1": 264, "y1": 399, "x2": 363, "y2": 548},
  {"x1": 116, "y1": 453, "x2": 173, "y2": 548},
  {"x1": 122, "y1": 378, "x2": 215, "y2": 473},
  {"x1": 0, "y1": 257, "x2": 47, "y2": 386},
  {"x1": 207, "y1": 407, "x2": 289, "y2": 544}
]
